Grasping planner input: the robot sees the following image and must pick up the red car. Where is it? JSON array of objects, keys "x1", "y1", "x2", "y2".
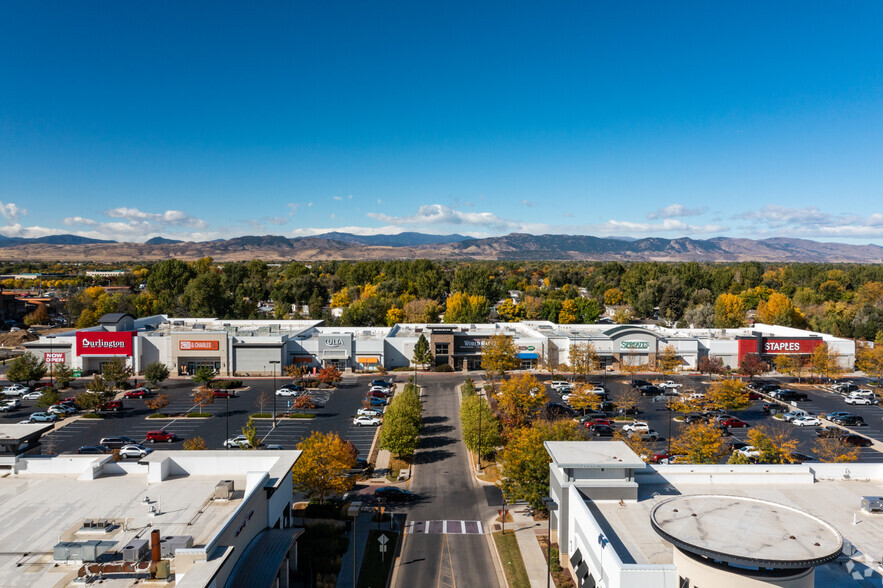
[
  {"x1": 212, "y1": 390, "x2": 237, "y2": 398},
  {"x1": 748, "y1": 392, "x2": 762, "y2": 400},
  {"x1": 124, "y1": 388, "x2": 150, "y2": 399},
  {"x1": 367, "y1": 391, "x2": 389, "y2": 400},
  {"x1": 648, "y1": 452, "x2": 673, "y2": 464},
  {"x1": 583, "y1": 418, "x2": 612, "y2": 428},
  {"x1": 145, "y1": 430, "x2": 176, "y2": 443},
  {"x1": 719, "y1": 418, "x2": 750, "y2": 428},
  {"x1": 98, "y1": 400, "x2": 124, "y2": 412}
]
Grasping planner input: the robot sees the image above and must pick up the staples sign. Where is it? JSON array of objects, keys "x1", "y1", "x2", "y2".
[
  {"x1": 179, "y1": 340, "x2": 219, "y2": 351},
  {"x1": 76, "y1": 332, "x2": 134, "y2": 356},
  {"x1": 762, "y1": 339, "x2": 819, "y2": 354}
]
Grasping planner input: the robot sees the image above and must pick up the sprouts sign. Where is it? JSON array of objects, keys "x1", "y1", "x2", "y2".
[{"x1": 619, "y1": 340, "x2": 651, "y2": 351}]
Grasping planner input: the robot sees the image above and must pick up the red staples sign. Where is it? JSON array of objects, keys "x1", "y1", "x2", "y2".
[
  {"x1": 76, "y1": 332, "x2": 134, "y2": 356},
  {"x1": 762, "y1": 338, "x2": 821, "y2": 354}
]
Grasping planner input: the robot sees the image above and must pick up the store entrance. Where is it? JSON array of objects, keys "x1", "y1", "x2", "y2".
[{"x1": 181, "y1": 360, "x2": 220, "y2": 376}]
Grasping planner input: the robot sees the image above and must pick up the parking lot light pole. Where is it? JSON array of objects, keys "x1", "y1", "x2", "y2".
[
  {"x1": 542, "y1": 497, "x2": 558, "y2": 588},
  {"x1": 270, "y1": 360, "x2": 280, "y2": 428}
]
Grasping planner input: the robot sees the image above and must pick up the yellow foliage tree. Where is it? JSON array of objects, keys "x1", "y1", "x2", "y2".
[
  {"x1": 497, "y1": 374, "x2": 548, "y2": 430},
  {"x1": 568, "y1": 342, "x2": 598, "y2": 381},
  {"x1": 604, "y1": 288, "x2": 624, "y2": 305},
  {"x1": 671, "y1": 421, "x2": 726, "y2": 464},
  {"x1": 811, "y1": 343, "x2": 843, "y2": 381},
  {"x1": 557, "y1": 299, "x2": 578, "y2": 324},
  {"x1": 705, "y1": 379, "x2": 751, "y2": 412},
  {"x1": 330, "y1": 287, "x2": 351, "y2": 308},
  {"x1": 496, "y1": 298, "x2": 525, "y2": 322},
  {"x1": 746, "y1": 424, "x2": 799, "y2": 464},
  {"x1": 386, "y1": 307, "x2": 404, "y2": 326},
  {"x1": 291, "y1": 431, "x2": 356, "y2": 503},
  {"x1": 481, "y1": 334, "x2": 519, "y2": 379},
  {"x1": 756, "y1": 292, "x2": 803, "y2": 327},
  {"x1": 567, "y1": 384, "x2": 602, "y2": 415},
  {"x1": 444, "y1": 292, "x2": 491, "y2": 323},
  {"x1": 713, "y1": 293, "x2": 746, "y2": 328},
  {"x1": 856, "y1": 341, "x2": 883, "y2": 383},
  {"x1": 656, "y1": 344, "x2": 681, "y2": 376},
  {"x1": 813, "y1": 436, "x2": 859, "y2": 463}
]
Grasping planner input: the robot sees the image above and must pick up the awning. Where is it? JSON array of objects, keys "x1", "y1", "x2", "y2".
[
  {"x1": 516, "y1": 352, "x2": 539, "y2": 359},
  {"x1": 356, "y1": 356, "x2": 379, "y2": 364}
]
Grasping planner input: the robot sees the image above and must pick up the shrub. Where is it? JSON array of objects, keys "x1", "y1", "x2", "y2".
[
  {"x1": 186, "y1": 412, "x2": 212, "y2": 418},
  {"x1": 147, "y1": 413, "x2": 169, "y2": 418},
  {"x1": 288, "y1": 413, "x2": 317, "y2": 419},
  {"x1": 251, "y1": 412, "x2": 272, "y2": 418},
  {"x1": 209, "y1": 380, "x2": 243, "y2": 390},
  {"x1": 462, "y1": 379, "x2": 476, "y2": 397},
  {"x1": 82, "y1": 413, "x2": 102, "y2": 419},
  {"x1": 433, "y1": 364, "x2": 454, "y2": 372}
]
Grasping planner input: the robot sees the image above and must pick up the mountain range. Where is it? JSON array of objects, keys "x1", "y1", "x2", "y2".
[{"x1": 0, "y1": 232, "x2": 882, "y2": 263}]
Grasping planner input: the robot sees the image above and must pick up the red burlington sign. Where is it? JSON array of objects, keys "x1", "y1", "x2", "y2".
[{"x1": 76, "y1": 332, "x2": 134, "y2": 356}]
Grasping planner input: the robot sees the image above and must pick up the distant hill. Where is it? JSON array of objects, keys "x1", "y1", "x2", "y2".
[
  {"x1": 144, "y1": 236, "x2": 183, "y2": 244},
  {"x1": 308, "y1": 231, "x2": 469, "y2": 247},
  {"x1": 0, "y1": 232, "x2": 882, "y2": 263}
]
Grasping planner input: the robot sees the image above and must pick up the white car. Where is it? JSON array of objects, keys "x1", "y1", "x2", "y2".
[
  {"x1": 792, "y1": 416, "x2": 822, "y2": 427},
  {"x1": 846, "y1": 394, "x2": 878, "y2": 405},
  {"x1": 48, "y1": 404, "x2": 76, "y2": 415},
  {"x1": 21, "y1": 391, "x2": 44, "y2": 400},
  {"x1": 0, "y1": 398, "x2": 21, "y2": 411},
  {"x1": 658, "y1": 381, "x2": 683, "y2": 390},
  {"x1": 275, "y1": 388, "x2": 301, "y2": 397},
  {"x1": 118, "y1": 444, "x2": 153, "y2": 458},
  {"x1": 622, "y1": 421, "x2": 650, "y2": 434},
  {"x1": 357, "y1": 408, "x2": 382, "y2": 417},
  {"x1": 738, "y1": 445, "x2": 761, "y2": 459},
  {"x1": 2, "y1": 384, "x2": 30, "y2": 397},
  {"x1": 550, "y1": 381, "x2": 571, "y2": 391},
  {"x1": 223, "y1": 435, "x2": 252, "y2": 448},
  {"x1": 353, "y1": 415, "x2": 381, "y2": 427}
]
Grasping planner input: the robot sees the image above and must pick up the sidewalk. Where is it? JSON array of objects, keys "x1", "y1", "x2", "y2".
[
  {"x1": 336, "y1": 511, "x2": 373, "y2": 588},
  {"x1": 509, "y1": 508, "x2": 554, "y2": 588}
]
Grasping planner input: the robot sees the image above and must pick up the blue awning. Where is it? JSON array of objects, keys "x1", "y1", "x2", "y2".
[{"x1": 516, "y1": 352, "x2": 539, "y2": 359}]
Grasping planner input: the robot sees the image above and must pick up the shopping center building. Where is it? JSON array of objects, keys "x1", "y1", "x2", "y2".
[{"x1": 25, "y1": 314, "x2": 856, "y2": 377}]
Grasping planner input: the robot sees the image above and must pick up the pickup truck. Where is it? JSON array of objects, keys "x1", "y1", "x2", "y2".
[{"x1": 658, "y1": 381, "x2": 682, "y2": 390}]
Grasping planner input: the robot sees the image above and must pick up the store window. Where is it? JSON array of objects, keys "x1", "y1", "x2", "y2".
[{"x1": 435, "y1": 343, "x2": 449, "y2": 355}]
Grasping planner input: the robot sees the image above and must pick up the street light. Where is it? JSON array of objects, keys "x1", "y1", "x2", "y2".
[
  {"x1": 477, "y1": 384, "x2": 483, "y2": 471},
  {"x1": 542, "y1": 497, "x2": 558, "y2": 588},
  {"x1": 269, "y1": 360, "x2": 280, "y2": 428},
  {"x1": 47, "y1": 335, "x2": 56, "y2": 389}
]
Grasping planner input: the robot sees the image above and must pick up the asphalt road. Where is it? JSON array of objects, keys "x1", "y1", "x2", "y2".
[
  {"x1": 4, "y1": 376, "x2": 382, "y2": 460},
  {"x1": 394, "y1": 375, "x2": 499, "y2": 588}
]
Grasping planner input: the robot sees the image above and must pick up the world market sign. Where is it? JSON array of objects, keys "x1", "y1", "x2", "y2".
[{"x1": 620, "y1": 340, "x2": 650, "y2": 350}]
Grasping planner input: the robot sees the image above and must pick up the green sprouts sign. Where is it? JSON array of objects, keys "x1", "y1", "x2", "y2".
[{"x1": 620, "y1": 340, "x2": 650, "y2": 351}]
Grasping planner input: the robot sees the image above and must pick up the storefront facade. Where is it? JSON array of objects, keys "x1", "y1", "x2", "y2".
[
  {"x1": 172, "y1": 332, "x2": 229, "y2": 376},
  {"x1": 75, "y1": 331, "x2": 136, "y2": 374}
]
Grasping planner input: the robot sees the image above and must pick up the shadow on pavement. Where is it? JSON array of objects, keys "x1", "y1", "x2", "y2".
[
  {"x1": 421, "y1": 415, "x2": 449, "y2": 425},
  {"x1": 413, "y1": 449, "x2": 454, "y2": 464},
  {"x1": 421, "y1": 424, "x2": 454, "y2": 435}
]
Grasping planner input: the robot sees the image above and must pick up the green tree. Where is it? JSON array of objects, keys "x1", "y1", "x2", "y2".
[
  {"x1": 7, "y1": 352, "x2": 47, "y2": 386},
  {"x1": 379, "y1": 386, "x2": 422, "y2": 457},
  {"x1": 102, "y1": 358, "x2": 133, "y2": 389},
  {"x1": 499, "y1": 420, "x2": 583, "y2": 508},
  {"x1": 481, "y1": 334, "x2": 519, "y2": 380},
  {"x1": 77, "y1": 376, "x2": 114, "y2": 412},
  {"x1": 36, "y1": 387, "x2": 62, "y2": 408},
  {"x1": 291, "y1": 431, "x2": 357, "y2": 503},
  {"x1": 412, "y1": 333, "x2": 432, "y2": 370},
  {"x1": 53, "y1": 363, "x2": 75, "y2": 389},
  {"x1": 568, "y1": 342, "x2": 598, "y2": 381},
  {"x1": 192, "y1": 366, "x2": 215, "y2": 388},
  {"x1": 144, "y1": 361, "x2": 170, "y2": 389},
  {"x1": 242, "y1": 417, "x2": 258, "y2": 448},
  {"x1": 460, "y1": 395, "x2": 502, "y2": 461}
]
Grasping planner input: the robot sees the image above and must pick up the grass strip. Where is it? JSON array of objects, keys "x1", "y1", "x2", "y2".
[{"x1": 493, "y1": 530, "x2": 531, "y2": 588}]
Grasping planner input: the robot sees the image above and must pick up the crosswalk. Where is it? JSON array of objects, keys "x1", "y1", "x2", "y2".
[{"x1": 405, "y1": 520, "x2": 484, "y2": 535}]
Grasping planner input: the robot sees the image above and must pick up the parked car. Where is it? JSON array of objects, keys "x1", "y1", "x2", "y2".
[
  {"x1": 124, "y1": 388, "x2": 150, "y2": 399},
  {"x1": 589, "y1": 424, "x2": 615, "y2": 437},
  {"x1": 543, "y1": 403, "x2": 577, "y2": 419},
  {"x1": 119, "y1": 444, "x2": 153, "y2": 458},
  {"x1": 357, "y1": 408, "x2": 383, "y2": 417},
  {"x1": 646, "y1": 452, "x2": 673, "y2": 464},
  {"x1": 628, "y1": 429, "x2": 660, "y2": 441},
  {"x1": 622, "y1": 421, "x2": 650, "y2": 434},
  {"x1": 845, "y1": 394, "x2": 878, "y2": 406},
  {"x1": 145, "y1": 430, "x2": 177, "y2": 443},
  {"x1": 367, "y1": 396, "x2": 387, "y2": 407},
  {"x1": 100, "y1": 436, "x2": 139, "y2": 449},
  {"x1": 719, "y1": 417, "x2": 750, "y2": 428},
  {"x1": 374, "y1": 487, "x2": 415, "y2": 502},
  {"x1": 223, "y1": 435, "x2": 251, "y2": 448},
  {"x1": 726, "y1": 440, "x2": 749, "y2": 451},
  {"x1": 638, "y1": 385, "x2": 662, "y2": 396},
  {"x1": 21, "y1": 390, "x2": 44, "y2": 400},
  {"x1": 658, "y1": 381, "x2": 682, "y2": 390},
  {"x1": 77, "y1": 445, "x2": 111, "y2": 455},
  {"x1": 630, "y1": 380, "x2": 652, "y2": 389},
  {"x1": 737, "y1": 445, "x2": 761, "y2": 459},
  {"x1": 47, "y1": 404, "x2": 75, "y2": 415},
  {"x1": 29, "y1": 412, "x2": 58, "y2": 423},
  {"x1": 782, "y1": 410, "x2": 813, "y2": 422},
  {"x1": 279, "y1": 384, "x2": 305, "y2": 393},
  {"x1": 0, "y1": 399, "x2": 20, "y2": 411},
  {"x1": 758, "y1": 383, "x2": 781, "y2": 393},
  {"x1": 2, "y1": 384, "x2": 30, "y2": 396},
  {"x1": 683, "y1": 413, "x2": 708, "y2": 424},
  {"x1": 832, "y1": 415, "x2": 865, "y2": 427},
  {"x1": 841, "y1": 434, "x2": 872, "y2": 447},
  {"x1": 263, "y1": 444, "x2": 284, "y2": 450},
  {"x1": 792, "y1": 416, "x2": 822, "y2": 427},
  {"x1": 275, "y1": 388, "x2": 301, "y2": 397},
  {"x1": 212, "y1": 390, "x2": 237, "y2": 398},
  {"x1": 98, "y1": 400, "x2": 124, "y2": 412},
  {"x1": 614, "y1": 405, "x2": 640, "y2": 416},
  {"x1": 823, "y1": 411, "x2": 851, "y2": 421},
  {"x1": 833, "y1": 382, "x2": 859, "y2": 394},
  {"x1": 772, "y1": 390, "x2": 809, "y2": 402},
  {"x1": 583, "y1": 418, "x2": 613, "y2": 428},
  {"x1": 816, "y1": 427, "x2": 845, "y2": 438},
  {"x1": 371, "y1": 379, "x2": 392, "y2": 389},
  {"x1": 747, "y1": 391, "x2": 762, "y2": 400},
  {"x1": 550, "y1": 380, "x2": 571, "y2": 391},
  {"x1": 353, "y1": 415, "x2": 381, "y2": 426},
  {"x1": 789, "y1": 452, "x2": 815, "y2": 463},
  {"x1": 368, "y1": 387, "x2": 391, "y2": 396},
  {"x1": 367, "y1": 390, "x2": 390, "y2": 401}
]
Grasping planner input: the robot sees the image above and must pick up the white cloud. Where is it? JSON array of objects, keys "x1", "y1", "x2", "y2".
[
  {"x1": 377, "y1": 199, "x2": 382, "y2": 205},
  {"x1": 104, "y1": 207, "x2": 207, "y2": 228},
  {"x1": 520, "y1": 199, "x2": 535, "y2": 207},
  {"x1": 647, "y1": 204, "x2": 708, "y2": 220},
  {"x1": 735, "y1": 205, "x2": 831, "y2": 225},
  {"x1": 367, "y1": 204, "x2": 522, "y2": 231},
  {"x1": 0, "y1": 223, "x2": 65, "y2": 239},
  {"x1": 287, "y1": 203, "x2": 300, "y2": 214},
  {"x1": 63, "y1": 216, "x2": 98, "y2": 226},
  {"x1": 598, "y1": 219, "x2": 729, "y2": 234},
  {"x1": 0, "y1": 202, "x2": 26, "y2": 223},
  {"x1": 332, "y1": 196, "x2": 343, "y2": 201}
]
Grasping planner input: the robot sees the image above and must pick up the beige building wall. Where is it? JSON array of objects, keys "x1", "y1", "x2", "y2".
[{"x1": 673, "y1": 547, "x2": 814, "y2": 588}]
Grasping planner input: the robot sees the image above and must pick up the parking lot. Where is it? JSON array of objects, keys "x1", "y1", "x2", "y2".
[
  {"x1": 1, "y1": 375, "x2": 392, "y2": 461},
  {"x1": 540, "y1": 374, "x2": 883, "y2": 463}
]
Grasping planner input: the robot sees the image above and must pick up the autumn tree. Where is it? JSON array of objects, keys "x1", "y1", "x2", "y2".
[
  {"x1": 254, "y1": 390, "x2": 270, "y2": 414},
  {"x1": 444, "y1": 292, "x2": 491, "y2": 323},
  {"x1": 744, "y1": 424, "x2": 799, "y2": 464},
  {"x1": 856, "y1": 341, "x2": 883, "y2": 384},
  {"x1": 496, "y1": 374, "x2": 548, "y2": 429},
  {"x1": 612, "y1": 386, "x2": 641, "y2": 413},
  {"x1": 23, "y1": 304, "x2": 50, "y2": 326},
  {"x1": 412, "y1": 333, "x2": 432, "y2": 370},
  {"x1": 292, "y1": 431, "x2": 357, "y2": 503},
  {"x1": 714, "y1": 293, "x2": 746, "y2": 328},
  {"x1": 671, "y1": 421, "x2": 726, "y2": 464},
  {"x1": 481, "y1": 334, "x2": 519, "y2": 380},
  {"x1": 146, "y1": 393, "x2": 169, "y2": 415},
  {"x1": 774, "y1": 354, "x2": 809, "y2": 382},
  {"x1": 705, "y1": 378, "x2": 751, "y2": 412},
  {"x1": 496, "y1": 298, "x2": 525, "y2": 322},
  {"x1": 192, "y1": 386, "x2": 215, "y2": 412},
  {"x1": 810, "y1": 343, "x2": 843, "y2": 382},
  {"x1": 183, "y1": 437, "x2": 208, "y2": 450},
  {"x1": 558, "y1": 299, "x2": 579, "y2": 324},
  {"x1": 655, "y1": 344, "x2": 681, "y2": 376},
  {"x1": 102, "y1": 358, "x2": 133, "y2": 389},
  {"x1": 738, "y1": 353, "x2": 767, "y2": 380},
  {"x1": 567, "y1": 384, "x2": 603, "y2": 415},
  {"x1": 756, "y1": 292, "x2": 804, "y2": 328},
  {"x1": 813, "y1": 436, "x2": 859, "y2": 463},
  {"x1": 144, "y1": 361, "x2": 170, "y2": 389},
  {"x1": 317, "y1": 366, "x2": 342, "y2": 386},
  {"x1": 460, "y1": 395, "x2": 502, "y2": 462},
  {"x1": 614, "y1": 429, "x2": 657, "y2": 463},
  {"x1": 697, "y1": 356, "x2": 726, "y2": 379},
  {"x1": 7, "y1": 352, "x2": 46, "y2": 386},
  {"x1": 568, "y1": 342, "x2": 598, "y2": 382},
  {"x1": 499, "y1": 420, "x2": 583, "y2": 508},
  {"x1": 242, "y1": 417, "x2": 258, "y2": 448}
]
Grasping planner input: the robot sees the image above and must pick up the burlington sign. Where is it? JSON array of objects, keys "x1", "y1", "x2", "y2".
[{"x1": 76, "y1": 332, "x2": 134, "y2": 356}]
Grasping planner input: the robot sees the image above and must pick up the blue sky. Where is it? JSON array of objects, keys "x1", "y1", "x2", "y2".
[{"x1": 2, "y1": 1, "x2": 883, "y2": 243}]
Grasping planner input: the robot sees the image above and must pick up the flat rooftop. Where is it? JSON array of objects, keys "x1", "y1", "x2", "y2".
[
  {"x1": 546, "y1": 441, "x2": 644, "y2": 469},
  {"x1": 583, "y1": 474, "x2": 883, "y2": 575}
]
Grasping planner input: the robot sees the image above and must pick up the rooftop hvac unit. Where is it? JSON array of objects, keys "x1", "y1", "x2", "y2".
[
  {"x1": 160, "y1": 535, "x2": 193, "y2": 558},
  {"x1": 173, "y1": 320, "x2": 183, "y2": 326},
  {"x1": 53, "y1": 540, "x2": 112, "y2": 562},
  {"x1": 123, "y1": 538, "x2": 149, "y2": 562},
  {"x1": 214, "y1": 479, "x2": 235, "y2": 500},
  {"x1": 862, "y1": 496, "x2": 883, "y2": 513}
]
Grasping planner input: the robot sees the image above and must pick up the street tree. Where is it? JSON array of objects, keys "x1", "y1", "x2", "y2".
[
  {"x1": 611, "y1": 386, "x2": 641, "y2": 413},
  {"x1": 291, "y1": 431, "x2": 356, "y2": 503},
  {"x1": 481, "y1": 334, "x2": 519, "y2": 380},
  {"x1": 7, "y1": 352, "x2": 46, "y2": 386},
  {"x1": 497, "y1": 374, "x2": 548, "y2": 430},
  {"x1": 254, "y1": 390, "x2": 270, "y2": 414},
  {"x1": 813, "y1": 437, "x2": 859, "y2": 463},
  {"x1": 739, "y1": 353, "x2": 767, "y2": 380},
  {"x1": 705, "y1": 379, "x2": 751, "y2": 412},
  {"x1": 144, "y1": 361, "x2": 170, "y2": 389},
  {"x1": 810, "y1": 343, "x2": 844, "y2": 382},
  {"x1": 656, "y1": 344, "x2": 681, "y2": 376},
  {"x1": 36, "y1": 387, "x2": 62, "y2": 408},
  {"x1": 192, "y1": 366, "x2": 215, "y2": 388},
  {"x1": 856, "y1": 341, "x2": 883, "y2": 384},
  {"x1": 744, "y1": 424, "x2": 799, "y2": 464},
  {"x1": 242, "y1": 417, "x2": 258, "y2": 448},
  {"x1": 568, "y1": 342, "x2": 598, "y2": 382},
  {"x1": 499, "y1": 420, "x2": 583, "y2": 509},
  {"x1": 538, "y1": 343, "x2": 559, "y2": 377},
  {"x1": 102, "y1": 358, "x2": 133, "y2": 390},
  {"x1": 697, "y1": 356, "x2": 726, "y2": 379},
  {"x1": 671, "y1": 421, "x2": 726, "y2": 464},
  {"x1": 192, "y1": 387, "x2": 215, "y2": 412},
  {"x1": 183, "y1": 437, "x2": 208, "y2": 450},
  {"x1": 460, "y1": 395, "x2": 502, "y2": 461},
  {"x1": 317, "y1": 366, "x2": 342, "y2": 387},
  {"x1": 146, "y1": 393, "x2": 170, "y2": 415},
  {"x1": 412, "y1": 333, "x2": 432, "y2": 370},
  {"x1": 774, "y1": 354, "x2": 809, "y2": 382},
  {"x1": 379, "y1": 386, "x2": 422, "y2": 458},
  {"x1": 567, "y1": 384, "x2": 602, "y2": 416},
  {"x1": 53, "y1": 363, "x2": 75, "y2": 389}
]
